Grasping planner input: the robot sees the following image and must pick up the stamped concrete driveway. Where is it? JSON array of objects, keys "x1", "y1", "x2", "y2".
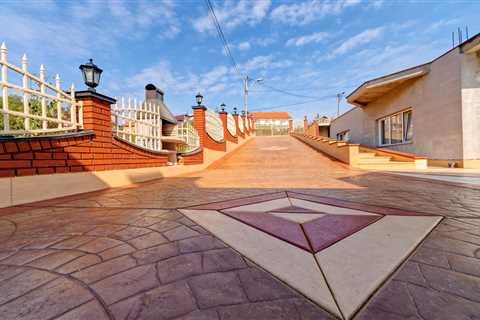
[{"x1": 0, "y1": 136, "x2": 479, "y2": 320}]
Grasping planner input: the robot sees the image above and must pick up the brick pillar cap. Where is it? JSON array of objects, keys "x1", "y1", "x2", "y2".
[
  {"x1": 192, "y1": 105, "x2": 207, "y2": 110},
  {"x1": 219, "y1": 111, "x2": 227, "y2": 115},
  {"x1": 74, "y1": 90, "x2": 116, "y2": 104}
]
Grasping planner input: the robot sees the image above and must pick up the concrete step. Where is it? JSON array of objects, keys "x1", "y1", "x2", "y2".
[
  {"x1": 357, "y1": 156, "x2": 393, "y2": 164},
  {"x1": 355, "y1": 161, "x2": 417, "y2": 170},
  {"x1": 358, "y1": 152, "x2": 377, "y2": 158}
]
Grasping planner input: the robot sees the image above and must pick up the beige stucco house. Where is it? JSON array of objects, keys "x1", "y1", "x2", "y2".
[{"x1": 330, "y1": 33, "x2": 480, "y2": 168}]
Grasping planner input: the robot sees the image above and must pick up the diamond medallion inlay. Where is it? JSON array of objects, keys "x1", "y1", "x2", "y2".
[{"x1": 180, "y1": 191, "x2": 442, "y2": 319}]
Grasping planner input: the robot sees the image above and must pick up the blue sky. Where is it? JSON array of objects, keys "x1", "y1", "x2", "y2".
[{"x1": 1, "y1": 0, "x2": 479, "y2": 122}]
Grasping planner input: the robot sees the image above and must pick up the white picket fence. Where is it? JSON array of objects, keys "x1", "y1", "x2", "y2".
[
  {"x1": 176, "y1": 119, "x2": 200, "y2": 153},
  {"x1": 0, "y1": 42, "x2": 83, "y2": 135},
  {"x1": 227, "y1": 113, "x2": 236, "y2": 136},
  {"x1": 205, "y1": 109, "x2": 224, "y2": 142},
  {"x1": 113, "y1": 97, "x2": 201, "y2": 153},
  {"x1": 112, "y1": 97, "x2": 163, "y2": 151}
]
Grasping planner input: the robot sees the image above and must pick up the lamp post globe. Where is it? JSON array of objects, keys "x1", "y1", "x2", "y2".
[
  {"x1": 220, "y1": 103, "x2": 226, "y2": 112},
  {"x1": 195, "y1": 92, "x2": 203, "y2": 106},
  {"x1": 79, "y1": 59, "x2": 102, "y2": 92},
  {"x1": 233, "y1": 107, "x2": 237, "y2": 115}
]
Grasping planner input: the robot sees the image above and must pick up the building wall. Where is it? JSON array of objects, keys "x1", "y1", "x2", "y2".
[
  {"x1": 331, "y1": 48, "x2": 464, "y2": 160},
  {"x1": 460, "y1": 49, "x2": 480, "y2": 162}
]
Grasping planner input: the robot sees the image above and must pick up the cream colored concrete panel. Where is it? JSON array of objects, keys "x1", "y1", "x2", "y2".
[
  {"x1": 11, "y1": 172, "x2": 108, "y2": 206},
  {"x1": 270, "y1": 212, "x2": 325, "y2": 223},
  {"x1": 316, "y1": 215, "x2": 442, "y2": 319},
  {"x1": 180, "y1": 209, "x2": 341, "y2": 318},
  {"x1": 224, "y1": 198, "x2": 291, "y2": 213},
  {"x1": 291, "y1": 198, "x2": 379, "y2": 216},
  {"x1": 0, "y1": 178, "x2": 12, "y2": 208}
]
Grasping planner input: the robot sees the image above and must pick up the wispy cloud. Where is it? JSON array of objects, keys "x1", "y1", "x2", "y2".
[
  {"x1": 193, "y1": 0, "x2": 271, "y2": 33},
  {"x1": 330, "y1": 27, "x2": 384, "y2": 57},
  {"x1": 271, "y1": 0, "x2": 361, "y2": 25},
  {"x1": 286, "y1": 32, "x2": 329, "y2": 47}
]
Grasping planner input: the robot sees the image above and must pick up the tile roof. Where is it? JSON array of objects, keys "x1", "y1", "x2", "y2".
[{"x1": 250, "y1": 112, "x2": 291, "y2": 119}]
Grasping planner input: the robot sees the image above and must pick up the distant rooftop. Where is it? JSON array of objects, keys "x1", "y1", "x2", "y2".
[{"x1": 250, "y1": 112, "x2": 291, "y2": 119}]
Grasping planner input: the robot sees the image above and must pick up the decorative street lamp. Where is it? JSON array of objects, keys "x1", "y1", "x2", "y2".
[
  {"x1": 241, "y1": 110, "x2": 245, "y2": 116},
  {"x1": 195, "y1": 92, "x2": 203, "y2": 106},
  {"x1": 79, "y1": 59, "x2": 102, "y2": 92},
  {"x1": 220, "y1": 103, "x2": 226, "y2": 112},
  {"x1": 233, "y1": 107, "x2": 237, "y2": 115}
]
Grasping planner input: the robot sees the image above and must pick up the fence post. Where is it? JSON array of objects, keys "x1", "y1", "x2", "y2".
[
  {"x1": 242, "y1": 113, "x2": 249, "y2": 136},
  {"x1": 219, "y1": 110, "x2": 229, "y2": 140},
  {"x1": 75, "y1": 91, "x2": 116, "y2": 142},
  {"x1": 192, "y1": 104, "x2": 207, "y2": 148},
  {"x1": 233, "y1": 112, "x2": 244, "y2": 139}
]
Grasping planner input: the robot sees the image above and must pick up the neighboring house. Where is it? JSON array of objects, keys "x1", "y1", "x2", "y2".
[
  {"x1": 330, "y1": 33, "x2": 480, "y2": 168},
  {"x1": 251, "y1": 111, "x2": 293, "y2": 136},
  {"x1": 304, "y1": 114, "x2": 331, "y2": 137}
]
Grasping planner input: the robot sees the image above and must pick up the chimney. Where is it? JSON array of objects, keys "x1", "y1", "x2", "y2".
[{"x1": 145, "y1": 83, "x2": 164, "y2": 103}]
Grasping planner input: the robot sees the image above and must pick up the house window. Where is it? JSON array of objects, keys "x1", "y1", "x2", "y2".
[
  {"x1": 378, "y1": 109, "x2": 413, "y2": 146},
  {"x1": 336, "y1": 130, "x2": 351, "y2": 142}
]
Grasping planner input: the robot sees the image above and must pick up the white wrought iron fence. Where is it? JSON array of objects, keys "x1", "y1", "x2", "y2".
[
  {"x1": 205, "y1": 109, "x2": 224, "y2": 142},
  {"x1": 227, "y1": 113, "x2": 236, "y2": 136},
  {"x1": 238, "y1": 115, "x2": 244, "y2": 133},
  {"x1": 176, "y1": 119, "x2": 200, "y2": 153},
  {"x1": 0, "y1": 42, "x2": 83, "y2": 136},
  {"x1": 112, "y1": 97, "x2": 162, "y2": 151}
]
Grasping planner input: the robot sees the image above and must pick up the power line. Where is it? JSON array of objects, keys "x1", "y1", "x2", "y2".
[
  {"x1": 205, "y1": 0, "x2": 242, "y2": 78},
  {"x1": 258, "y1": 82, "x2": 328, "y2": 99},
  {"x1": 249, "y1": 93, "x2": 338, "y2": 112}
]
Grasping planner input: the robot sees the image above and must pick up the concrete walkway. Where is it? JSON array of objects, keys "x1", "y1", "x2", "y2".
[{"x1": 0, "y1": 136, "x2": 479, "y2": 320}]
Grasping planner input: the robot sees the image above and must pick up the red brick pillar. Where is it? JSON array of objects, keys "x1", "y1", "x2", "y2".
[
  {"x1": 75, "y1": 91, "x2": 116, "y2": 143},
  {"x1": 288, "y1": 119, "x2": 293, "y2": 133},
  {"x1": 242, "y1": 115, "x2": 249, "y2": 136},
  {"x1": 234, "y1": 113, "x2": 244, "y2": 139},
  {"x1": 192, "y1": 105, "x2": 207, "y2": 147},
  {"x1": 219, "y1": 111, "x2": 228, "y2": 139},
  {"x1": 303, "y1": 116, "x2": 308, "y2": 134}
]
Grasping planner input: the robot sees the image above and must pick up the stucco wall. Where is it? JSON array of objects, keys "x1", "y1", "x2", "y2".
[
  {"x1": 331, "y1": 48, "x2": 463, "y2": 160},
  {"x1": 461, "y1": 50, "x2": 480, "y2": 160}
]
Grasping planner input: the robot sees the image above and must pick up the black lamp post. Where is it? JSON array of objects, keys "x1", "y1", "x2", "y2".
[
  {"x1": 79, "y1": 59, "x2": 102, "y2": 92},
  {"x1": 241, "y1": 110, "x2": 245, "y2": 116},
  {"x1": 195, "y1": 92, "x2": 203, "y2": 106},
  {"x1": 220, "y1": 103, "x2": 226, "y2": 112},
  {"x1": 233, "y1": 107, "x2": 237, "y2": 115}
]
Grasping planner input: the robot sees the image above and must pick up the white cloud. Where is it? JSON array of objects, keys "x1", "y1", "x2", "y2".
[
  {"x1": 237, "y1": 42, "x2": 251, "y2": 51},
  {"x1": 193, "y1": 0, "x2": 271, "y2": 33},
  {"x1": 286, "y1": 32, "x2": 329, "y2": 47},
  {"x1": 331, "y1": 27, "x2": 384, "y2": 57},
  {"x1": 271, "y1": 0, "x2": 361, "y2": 25},
  {"x1": 427, "y1": 18, "x2": 459, "y2": 32}
]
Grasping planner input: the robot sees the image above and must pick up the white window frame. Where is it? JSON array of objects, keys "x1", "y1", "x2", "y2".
[
  {"x1": 377, "y1": 108, "x2": 413, "y2": 146},
  {"x1": 336, "y1": 130, "x2": 351, "y2": 142}
]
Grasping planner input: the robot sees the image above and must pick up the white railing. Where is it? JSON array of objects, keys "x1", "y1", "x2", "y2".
[
  {"x1": 205, "y1": 109, "x2": 224, "y2": 142},
  {"x1": 0, "y1": 42, "x2": 83, "y2": 135},
  {"x1": 238, "y1": 115, "x2": 244, "y2": 133},
  {"x1": 112, "y1": 97, "x2": 162, "y2": 151},
  {"x1": 227, "y1": 113, "x2": 236, "y2": 136},
  {"x1": 176, "y1": 119, "x2": 200, "y2": 153}
]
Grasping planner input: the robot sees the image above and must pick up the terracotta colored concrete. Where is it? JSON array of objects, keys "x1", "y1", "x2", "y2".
[{"x1": 0, "y1": 136, "x2": 479, "y2": 319}]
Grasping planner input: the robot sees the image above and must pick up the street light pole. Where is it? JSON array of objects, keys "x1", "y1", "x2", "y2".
[
  {"x1": 336, "y1": 92, "x2": 345, "y2": 118},
  {"x1": 243, "y1": 76, "x2": 263, "y2": 116}
]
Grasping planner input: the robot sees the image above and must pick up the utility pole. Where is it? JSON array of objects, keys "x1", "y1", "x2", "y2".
[
  {"x1": 243, "y1": 76, "x2": 263, "y2": 116},
  {"x1": 243, "y1": 76, "x2": 249, "y2": 116},
  {"x1": 336, "y1": 92, "x2": 345, "y2": 117}
]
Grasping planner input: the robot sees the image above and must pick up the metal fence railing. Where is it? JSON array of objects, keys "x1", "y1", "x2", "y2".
[
  {"x1": 176, "y1": 119, "x2": 200, "y2": 153},
  {"x1": 112, "y1": 97, "x2": 162, "y2": 151},
  {"x1": 0, "y1": 42, "x2": 83, "y2": 136},
  {"x1": 205, "y1": 109, "x2": 224, "y2": 142},
  {"x1": 227, "y1": 113, "x2": 236, "y2": 136}
]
